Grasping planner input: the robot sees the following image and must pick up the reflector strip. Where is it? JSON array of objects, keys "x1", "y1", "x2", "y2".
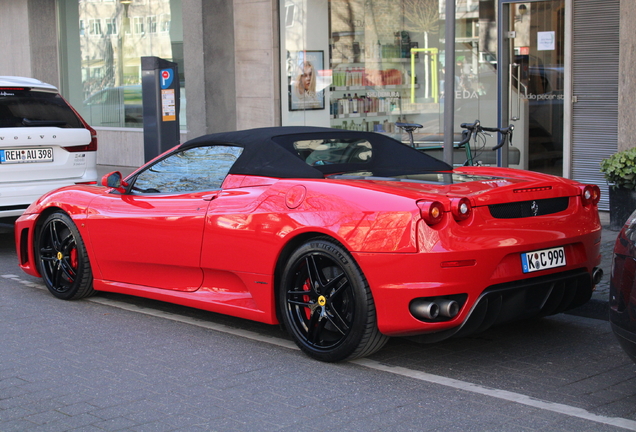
[{"x1": 441, "y1": 260, "x2": 476, "y2": 268}]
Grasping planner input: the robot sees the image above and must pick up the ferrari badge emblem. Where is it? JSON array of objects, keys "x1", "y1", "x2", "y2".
[{"x1": 531, "y1": 201, "x2": 539, "y2": 217}]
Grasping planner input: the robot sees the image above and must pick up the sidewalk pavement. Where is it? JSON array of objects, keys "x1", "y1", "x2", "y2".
[{"x1": 95, "y1": 164, "x2": 618, "y2": 317}]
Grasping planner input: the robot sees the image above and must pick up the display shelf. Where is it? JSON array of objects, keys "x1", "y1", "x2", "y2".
[
  {"x1": 331, "y1": 112, "x2": 392, "y2": 119},
  {"x1": 331, "y1": 57, "x2": 414, "y2": 64},
  {"x1": 330, "y1": 84, "x2": 418, "y2": 91}
]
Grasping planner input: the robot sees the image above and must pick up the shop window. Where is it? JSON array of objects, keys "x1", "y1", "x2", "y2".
[
  {"x1": 58, "y1": 0, "x2": 185, "y2": 130},
  {"x1": 279, "y1": 0, "x2": 498, "y2": 151}
]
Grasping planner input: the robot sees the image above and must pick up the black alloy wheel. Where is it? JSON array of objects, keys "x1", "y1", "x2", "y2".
[
  {"x1": 279, "y1": 237, "x2": 388, "y2": 362},
  {"x1": 36, "y1": 212, "x2": 94, "y2": 300}
]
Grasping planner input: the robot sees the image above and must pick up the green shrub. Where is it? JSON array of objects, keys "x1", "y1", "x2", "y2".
[{"x1": 600, "y1": 147, "x2": 636, "y2": 190}]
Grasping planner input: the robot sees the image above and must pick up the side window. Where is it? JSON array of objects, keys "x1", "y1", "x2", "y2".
[
  {"x1": 132, "y1": 145, "x2": 243, "y2": 194},
  {"x1": 294, "y1": 139, "x2": 372, "y2": 166}
]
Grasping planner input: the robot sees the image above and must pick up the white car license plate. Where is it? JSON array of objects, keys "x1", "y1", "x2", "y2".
[
  {"x1": 0, "y1": 147, "x2": 54, "y2": 164},
  {"x1": 521, "y1": 246, "x2": 566, "y2": 273}
]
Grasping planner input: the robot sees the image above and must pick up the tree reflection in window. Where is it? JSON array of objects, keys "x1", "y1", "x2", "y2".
[{"x1": 133, "y1": 145, "x2": 243, "y2": 194}]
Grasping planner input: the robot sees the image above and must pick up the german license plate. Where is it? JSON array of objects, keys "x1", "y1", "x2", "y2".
[
  {"x1": 521, "y1": 246, "x2": 566, "y2": 273},
  {"x1": 0, "y1": 147, "x2": 53, "y2": 164}
]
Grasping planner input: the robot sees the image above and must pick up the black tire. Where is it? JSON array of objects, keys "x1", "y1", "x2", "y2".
[
  {"x1": 279, "y1": 237, "x2": 388, "y2": 362},
  {"x1": 35, "y1": 212, "x2": 95, "y2": 300}
]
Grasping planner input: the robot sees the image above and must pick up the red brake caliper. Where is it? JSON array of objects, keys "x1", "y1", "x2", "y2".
[
  {"x1": 302, "y1": 280, "x2": 311, "y2": 319},
  {"x1": 69, "y1": 248, "x2": 78, "y2": 269}
]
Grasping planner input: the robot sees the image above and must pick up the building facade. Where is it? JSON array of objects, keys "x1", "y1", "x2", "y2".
[{"x1": 0, "y1": 0, "x2": 630, "y2": 210}]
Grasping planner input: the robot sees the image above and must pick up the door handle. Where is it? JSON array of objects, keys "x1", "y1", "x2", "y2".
[{"x1": 202, "y1": 191, "x2": 221, "y2": 201}]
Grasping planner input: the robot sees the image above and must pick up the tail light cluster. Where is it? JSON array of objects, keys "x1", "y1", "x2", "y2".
[
  {"x1": 65, "y1": 125, "x2": 98, "y2": 153},
  {"x1": 580, "y1": 184, "x2": 601, "y2": 207},
  {"x1": 417, "y1": 197, "x2": 473, "y2": 226},
  {"x1": 63, "y1": 94, "x2": 98, "y2": 153}
]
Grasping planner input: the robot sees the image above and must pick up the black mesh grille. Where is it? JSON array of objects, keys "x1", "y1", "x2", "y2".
[{"x1": 488, "y1": 197, "x2": 569, "y2": 219}]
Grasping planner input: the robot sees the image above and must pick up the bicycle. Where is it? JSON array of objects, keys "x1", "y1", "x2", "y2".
[
  {"x1": 396, "y1": 120, "x2": 514, "y2": 166},
  {"x1": 457, "y1": 120, "x2": 514, "y2": 166}
]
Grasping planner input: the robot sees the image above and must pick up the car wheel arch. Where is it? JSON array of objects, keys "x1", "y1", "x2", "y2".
[
  {"x1": 32, "y1": 207, "x2": 68, "y2": 258},
  {"x1": 274, "y1": 233, "x2": 389, "y2": 361},
  {"x1": 34, "y1": 210, "x2": 95, "y2": 300},
  {"x1": 33, "y1": 206, "x2": 99, "y2": 277},
  {"x1": 273, "y1": 232, "x2": 349, "y2": 325}
]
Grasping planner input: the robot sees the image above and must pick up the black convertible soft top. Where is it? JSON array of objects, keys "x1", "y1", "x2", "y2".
[{"x1": 180, "y1": 126, "x2": 452, "y2": 179}]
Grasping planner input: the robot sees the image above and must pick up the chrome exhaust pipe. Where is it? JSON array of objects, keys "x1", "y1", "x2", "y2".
[
  {"x1": 410, "y1": 300, "x2": 439, "y2": 320},
  {"x1": 437, "y1": 299, "x2": 459, "y2": 318},
  {"x1": 592, "y1": 267, "x2": 603, "y2": 285}
]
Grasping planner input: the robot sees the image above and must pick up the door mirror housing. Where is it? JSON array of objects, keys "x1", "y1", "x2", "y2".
[{"x1": 101, "y1": 171, "x2": 129, "y2": 193}]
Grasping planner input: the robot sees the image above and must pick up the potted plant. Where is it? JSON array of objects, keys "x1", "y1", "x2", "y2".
[{"x1": 600, "y1": 147, "x2": 636, "y2": 230}]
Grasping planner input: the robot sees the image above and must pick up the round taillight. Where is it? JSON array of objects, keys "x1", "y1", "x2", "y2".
[
  {"x1": 418, "y1": 200, "x2": 445, "y2": 225},
  {"x1": 581, "y1": 184, "x2": 601, "y2": 206},
  {"x1": 451, "y1": 197, "x2": 472, "y2": 221}
]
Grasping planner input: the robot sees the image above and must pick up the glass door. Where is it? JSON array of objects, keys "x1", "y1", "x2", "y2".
[{"x1": 501, "y1": 0, "x2": 565, "y2": 175}]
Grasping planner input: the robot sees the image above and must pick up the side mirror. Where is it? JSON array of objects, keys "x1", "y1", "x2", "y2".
[{"x1": 101, "y1": 171, "x2": 129, "y2": 193}]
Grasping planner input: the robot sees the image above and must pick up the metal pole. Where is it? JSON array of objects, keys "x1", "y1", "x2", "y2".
[
  {"x1": 497, "y1": 1, "x2": 507, "y2": 167},
  {"x1": 443, "y1": 0, "x2": 456, "y2": 166}
]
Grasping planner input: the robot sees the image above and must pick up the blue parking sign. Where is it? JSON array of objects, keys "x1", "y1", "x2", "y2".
[{"x1": 160, "y1": 69, "x2": 173, "y2": 89}]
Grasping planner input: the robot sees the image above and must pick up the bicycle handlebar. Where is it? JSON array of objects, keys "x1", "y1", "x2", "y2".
[
  {"x1": 459, "y1": 120, "x2": 514, "y2": 151},
  {"x1": 460, "y1": 120, "x2": 480, "y2": 131},
  {"x1": 491, "y1": 124, "x2": 514, "y2": 150},
  {"x1": 457, "y1": 129, "x2": 472, "y2": 147}
]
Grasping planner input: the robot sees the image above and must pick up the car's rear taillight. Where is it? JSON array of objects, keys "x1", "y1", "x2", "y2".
[
  {"x1": 450, "y1": 197, "x2": 472, "y2": 221},
  {"x1": 580, "y1": 184, "x2": 601, "y2": 206},
  {"x1": 61, "y1": 94, "x2": 98, "y2": 153},
  {"x1": 418, "y1": 200, "x2": 445, "y2": 225},
  {"x1": 64, "y1": 126, "x2": 97, "y2": 153}
]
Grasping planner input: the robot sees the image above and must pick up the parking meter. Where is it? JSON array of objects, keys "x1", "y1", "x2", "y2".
[{"x1": 141, "y1": 56, "x2": 180, "y2": 162}]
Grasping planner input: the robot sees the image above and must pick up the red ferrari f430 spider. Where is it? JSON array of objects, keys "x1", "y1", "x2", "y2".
[{"x1": 15, "y1": 127, "x2": 602, "y2": 361}]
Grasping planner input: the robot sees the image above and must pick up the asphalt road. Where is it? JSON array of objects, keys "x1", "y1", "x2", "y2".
[{"x1": 2, "y1": 220, "x2": 636, "y2": 431}]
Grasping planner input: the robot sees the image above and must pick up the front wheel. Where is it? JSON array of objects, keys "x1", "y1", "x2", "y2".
[
  {"x1": 279, "y1": 237, "x2": 388, "y2": 362},
  {"x1": 35, "y1": 212, "x2": 95, "y2": 300}
]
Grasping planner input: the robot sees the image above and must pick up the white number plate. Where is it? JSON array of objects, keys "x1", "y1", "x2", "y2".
[
  {"x1": 521, "y1": 247, "x2": 566, "y2": 273},
  {"x1": 0, "y1": 147, "x2": 54, "y2": 164}
]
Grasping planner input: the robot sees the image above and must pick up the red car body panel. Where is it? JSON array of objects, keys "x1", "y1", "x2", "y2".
[{"x1": 15, "y1": 128, "x2": 602, "y2": 340}]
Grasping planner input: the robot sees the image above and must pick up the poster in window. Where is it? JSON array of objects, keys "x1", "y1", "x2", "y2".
[
  {"x1": 537, "y1": 31, "x2": 555, "y2": 51},
  {"x1": 289, "y1": 50, "x2": 325, "y2": 111}
]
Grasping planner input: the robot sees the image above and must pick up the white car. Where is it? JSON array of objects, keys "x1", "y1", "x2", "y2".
[{"x1": 0, "y1": 76, "x2": 97, "y2": 218}]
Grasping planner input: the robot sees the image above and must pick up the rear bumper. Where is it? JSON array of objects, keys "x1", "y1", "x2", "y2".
[
  {"x1": 355, "y1": 228, "x2": 601, "y2": 337},
  {"x1": 1, "y1": 171, "x2": 97, "y2": 218}
]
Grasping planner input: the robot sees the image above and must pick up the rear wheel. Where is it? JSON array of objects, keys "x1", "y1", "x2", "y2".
[
  {"x1": 35, "y1": 212, "x2": 94, "y2": 300},
  {"x1": 279, "y1": 237, "x2": 388, "y2": 362}
]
